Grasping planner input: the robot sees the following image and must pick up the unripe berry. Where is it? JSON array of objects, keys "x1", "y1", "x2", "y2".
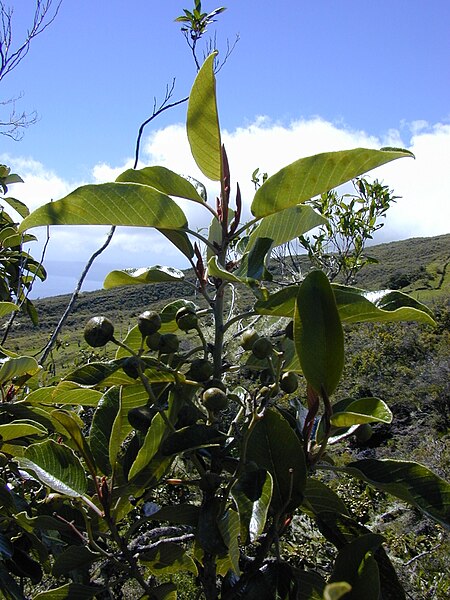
[
  {"x1": 280, "y1": 371, "x2": 298, "y2": 393},
  {"x1": 176, "y1": 307, "x2": 198, "y2": 332},
  {"x1": 240, "y1": 329, "x2": 259, "y2": 351},
  {"x1": 252, "y1": 337, "x2": 273, "y2": 360},
  {"x1": 138, "y1": 311, "x2": 162, "y2": 336},
  {"x1": 202, "y1": 387, "x2": 229, "y2": 412},
  {"x1": 84, "y1": 316, "x2": 115, "y2": 347}
]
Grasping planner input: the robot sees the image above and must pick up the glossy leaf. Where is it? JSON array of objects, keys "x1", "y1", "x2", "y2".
[
  {"x1": 161, "y1": 424, "x2": 226, "y2": 456},
  {"x1": 231, "y1": 469, "x2": 273, "y2": 542},
  {"x1": 294, "y1": 271, "x2": 344, "y2": 396},
  {"x1": 187, "y1": 52, "x2": 221, "y2": 180},
  {"x1": 217, "y1": 508, "x2": 241, "y2": 576},
  {"x1": 302, "y1": 478, "x2": 349, "y2": 517},
  {"x1": 19, "y1": 183, "x2": 188, "y2": 232},
  {"x1": 18, "y1": 439, "x2": 87, "y2": 497},
  {"x1": 331, "y1": 397, "x2": 392, "y2": 427},
  {"x1": 103, "y1": 265, "x2": 185, "y2": 289},
  {"x1": 116, "y1": 165, "x2": 205, "y2": 202},
  {"x1": 255, "y1": 283, "x2": 436, "y2": 326},
  {"x1": 246, "y1": 409, "x2": 307, "y2": 512},
  {"x1": 52, "y1": 410, "x2": 97, "y2": 476},
  {"x1": 52, "y1": 546, "x2": 100, "y2": 577},
  {"x1": 139, "y1": 541, "x2": 197, "y2": 576},
  {"x1": 341, "y1": 459, "x2": 450, "y2": 529},
  {"x1": 329, "y1": 533, "x2": 384, "y2": 600},
  {"x1": 0, "y1": 302, "x2": 18, "y2": 318},
  {"x1": 0, "y1": 420, "x2": 47, "y2": 442},
  {"x1": 128, "y1": 412, "x2": 167, "y2": 480},
  {"x1": 251, "y1": 147, "x2": 414, "y2": 218},
  {"x1": 246, "y1": 204, "x2": 327, "y2": 250},
  {"x1": 89, "y1": 387, "x2": 121, "y2": 475},
  {"x1": 158, "y1": 228, "x2": 194, "y2": 259},
  {"x1": 0, "y1": 355, "x2": 40, "y2": 384}
]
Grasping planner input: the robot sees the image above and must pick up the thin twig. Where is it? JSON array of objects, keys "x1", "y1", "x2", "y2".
[{"x1": 38, "y1": 226, "x2": 116, "y2": 365}]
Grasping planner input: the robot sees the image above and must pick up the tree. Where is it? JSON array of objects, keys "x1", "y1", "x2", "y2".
[
  {"x1": 0, "y1": 0, "x2": 63, "y2": 139},
  {"x1": 0, "y1": 51, "x2": 446, "y2": 599}
]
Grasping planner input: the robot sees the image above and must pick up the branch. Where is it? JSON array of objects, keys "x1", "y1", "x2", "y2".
[{"x1": 38, "y1": 225, "x2": 116, "y2": 365}]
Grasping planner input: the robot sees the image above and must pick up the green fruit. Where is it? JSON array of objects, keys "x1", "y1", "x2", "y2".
[
  {"x1": 280, "y1": 371, "x2": 298, "y2": 393},
  {"x1": 127, "y1": 406, "x2": 156, "y2": 431},
  {"x1": 285, "y1": 320, "x2": 294, "y2": 340},
  {"x1": 240, "y1": 328, "x2": 259, "y2": 351},
  {"x1": 176, "y1": 307, "x2": 198, "y2": 332},
  {"x1": 145, "y1": 332, "x2": 161, "y2": 351},
  {"x1": 138, "y1": 311, "x2": 162, "y2": 336},
  {"x1": 189, "y1": 358, "x2": 214, "y2": 382},
  {"x1": 252, "y1": 337, "x2": 273, "y2": 360},
  {"x1": 159, "y1": 333, "x2": 179, "y2": 354},
  {"x1": 84, "y1": 316, "x2": 115, "y2": 347},
  {"x1": 202, "y1": 387, "x2": 229, "y2": 412},
  {"x1": 122, "y1": 356, "x2": 142, "y2": 379},
  {"x1": 203, "y1": 378, "x2": 227, "y2": 392},
  {"x1": 355, "y1": 423, "x2": 373, "y2": 443}
]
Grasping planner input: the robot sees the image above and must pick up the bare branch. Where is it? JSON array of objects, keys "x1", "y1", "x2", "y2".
[{"x1": 0, "y1": 0, "x2": 63, "y2": 82}]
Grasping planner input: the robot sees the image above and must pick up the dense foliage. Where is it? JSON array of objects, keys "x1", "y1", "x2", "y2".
[{"x1": 0, "y1": 4, "x2": 449, "y2": 597}]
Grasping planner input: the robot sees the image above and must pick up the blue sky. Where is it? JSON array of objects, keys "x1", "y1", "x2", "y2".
[{"x1": 1, "y1": 1, "x2": 449, "y2": 296}]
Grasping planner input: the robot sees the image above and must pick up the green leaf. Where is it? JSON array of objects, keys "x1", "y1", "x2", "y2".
[
  {"x1": 340, "y1": 459, "x2": 450, "y2": 529},
  {"x1": 116, "y1": 165, "x2": 205, "y2": 202},
  {"x1": 255, "y1": 283, "x2": 436, "y2": 326},
  {"x1": 324, "y1": 582, "x2": 352, "y2": 600},
  {"x1": 32, "y1": 583, "x2": 100, "y2": 599},
  {"x1": 0, "y1": 356, "x2": 40, "y2": 384},
  {"x1": 158, "y1": 228, "x2": 194, "y2": 259},
  {"x1": 187, "y1": 52, "x2": 221, "y2": 180},
  {"x1": 89, "y1": 387, "x2": 120, "y2": 475},
  {"x1": 231, "y1": 469, "x2": 273, "y2": 542},
  {"x1": 246, "y1": 409, "x2": 307, "y2": 512},
  {"x1": 302, "y1": 478, "x2": 349, "y2": 517},
  {"x1": 331, "y1": 397, "x2": 392, "y2": 427},
  {"x1": 139, "y1": 541, "x2": 197, "y2": 576},
  {"x1": 208, "y1": 237, "x2": 274, "y2": 284},
  {"x1": 0, "y1": 302, "x2": 19, "y2": 318},
  {"x1": 128, "y1": 412, "x2": 167, "y2": 480},
  {"x1": 329, "y1": 533, "x2": 384, "y2": 600},
  {"x1": 251, "y1": 147, "x2": 414, "y2": 218},
  {"x1": 294, "y1": 271, "x2": 344, "y2": 396},
  {"x1": 52, "y1": 546, "x2": 100, "y2": 577},
  {"x1": 18, "y1": 439, "x2": 88, "y2": 497},
  {"x1": 19, "y1": 183, "x2": 188, "y2": 232},
  {"x1": 2, "y1": 196, "x2": 29, "y2": 218},
  {"x1": 0, "y1": 420, "x2": 47, "y2": 442},
  {"x1": 333, "y1": 285, "x2": 435, "y2": 326},
  {"x1": 161, "y1": 424, "x2": 226, "y2": 456},
  {"x1": 52, "y1": 410, "x2": 97, "y2": 476},
  {"x1": 147, "y1": 504, "x2": 200, "y2": 525},
  {"x1": 246, "y1": 204, "x2": 327, "y2": 250},
  {"x1": 0, "y1": 562, "x2": 27, "y2": 600},
  {"x1": 216, "y1": 508, "x2": 241, "y2": 576},
  {"x1": 104, "y1": 265, "x2": 185, "y2": 288}
]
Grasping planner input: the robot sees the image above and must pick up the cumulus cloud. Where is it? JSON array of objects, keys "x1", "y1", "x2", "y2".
[{"x1": 2, "y1": 117, "x2": 449, "y2": 297}]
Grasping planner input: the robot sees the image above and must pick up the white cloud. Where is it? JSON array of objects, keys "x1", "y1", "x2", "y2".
[{"x1": 2, "y1": 117, "x2": 449, "y2": 297}]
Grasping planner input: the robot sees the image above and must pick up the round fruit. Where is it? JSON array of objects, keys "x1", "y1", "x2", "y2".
[
  {"x1": 128, "y1": 406, "x2": 156, "y2": 432},
  {"x1": 138, "y1": 311, "x2": 162, "y2": 336},
  {"x1": 84, "y1": 316, "x2": 115, "y2": 347},
  {"x1": 240, "y1": 329, "x2": 259, "y2": 351},
  {"x1": 202, "y1": 387, "x2": 229, "y2": 412},
  {"x1": 176, "y1": 307, "x2": 198, "y2": 332},
  {"x1": 252, "y1": 337, "x2": 273, "y2": 360},
  {"x1": 122, "y1": 356, "x2": 142, "y2": 379},
  {"x1": 203, "y1": 378, "x2": 227, "y2": 392},
  {"x1": 158, "y1": 333, "x2": 179, "y2": 354},
  {"x1": 280, "y1": 371, "x2": 298, "y2": 393},
  {"x1": 355, "y1": 423, "x2": 373, "y2": 443},
  {"x1": 285, "y1": 320, "x2": 294, "y2": 340},
  {"x1": 145, "y1": 332, "x2": 161, "y2": 351},
  {"x1": 189, "y1": 358, "x2": 214, "y2": 382}
]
